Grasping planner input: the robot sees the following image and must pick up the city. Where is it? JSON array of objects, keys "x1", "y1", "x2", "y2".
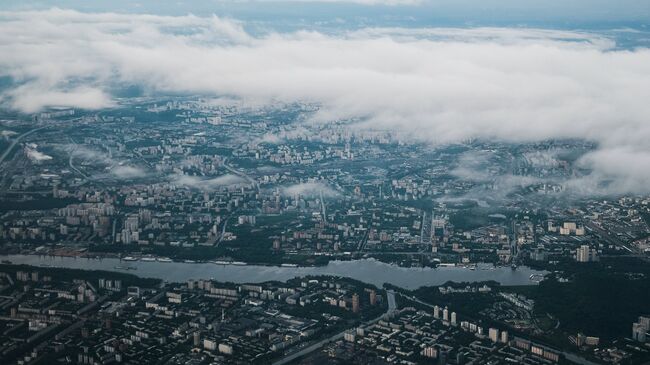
[{"x1": 1, "y1": 1, "x2": 650, "y2": 364}]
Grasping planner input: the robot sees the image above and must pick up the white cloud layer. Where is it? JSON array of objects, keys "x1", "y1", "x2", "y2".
[
  {"x1": 282, "y1": 181, "x2": 340, "y2": 198},
  {"x1": 1, "y1": 9, "x2": 650, "y2": 194},
  {"x1": 172, "y1": 174, "x2": 247, "y2": 190},
  {"x1": 111, "y1": 165, "x2": 147, "y2": 179}
]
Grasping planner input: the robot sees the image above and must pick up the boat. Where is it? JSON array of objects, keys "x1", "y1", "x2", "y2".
[
  {"x1": 114, "y1": 266, "x2": 137, "y2": 271},
  {"x1": 141, "y1": 257, "x2": 156, "y2": 262},
  {"x1": 529, "y1": 274, "x2": 544, "y2": 283},
  {"x1": 157, "y1": 257, "x2": 173, "y2": 263},
  {"x1": 122, "y1": 256, "x2": 138, "y2": 261}
]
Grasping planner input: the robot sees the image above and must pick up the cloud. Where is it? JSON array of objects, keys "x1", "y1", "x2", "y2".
[
  {"x1": 1, "y1": 130, "x2": 17, "y2": 138},
  {"x1": 1, "y1": 9, "x2": 650, "y2": 194},
  {"x1": 5, "y1": 85, "x2": 112, "y2": 113},
  {"x1": 24, "y1": 144, "x2": 53, "y2": 162},
  {"x1": 172, "y1": 174, "x2": 247, "y2": 190},
  {"x1": 571, "y1": 147, "x2": 650, "y2": 195},
  {"x1": 111, "y1": 165, "x2": 147, "y2": 179},
  {"x1": 257, "y1": 133, "x2": 282, "y2": 144},
  {"x1": 282, "y1": 181, "x2": 339, "y2": 197},
  {"x1": 450, "y1": 151, "x2": 492, "y2": 182},
  {"x1": 522, "y1": 150, "x2": 562, "y2": 169},
  {"x1": 66, "y1": 144, "x2": 111, "y2": 164}
]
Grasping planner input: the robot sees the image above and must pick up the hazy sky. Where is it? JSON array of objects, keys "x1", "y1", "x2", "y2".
[
  {"x1": 1, "y1": 0, "x2": 649, "y2": 29},
  {"x1": 1, "y1": 4, "x2": 649, "y2": 195}
]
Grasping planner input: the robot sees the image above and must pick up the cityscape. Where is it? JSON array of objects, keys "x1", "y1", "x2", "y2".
[{"x1": 0, "y1": 1, "x2": 649, "y2": 364}]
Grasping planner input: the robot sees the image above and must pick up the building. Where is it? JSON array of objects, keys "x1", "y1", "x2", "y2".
[
  {"x1": 422, "y1": 346, "x2": 437, "y2": 358},
  {"x1": 576, "y1": 245, "x2": 598, "y2": 262},
  {"x1": 218, "y1": 343, "x2": 233, "y2": 355},
  {"x1": 632, "y1": 316, "x2": 650, "y2": 342},
  {"x1": 500, "y1": 330, "x2": 509, "y2": 343},
  {"x1": 369, "y1": 290, "x2": 377, "y2": 306},
  {"x1": 352, "y1": 293, "x2": 360, "y2": 313},
  {"x1": 489, "y1": 328, "x2": 500, "y2": 343},
  {"x1": 344, "y1": 331, "x2": 356, "y2": 343},
  {"x1": 203, "y1": 339, "x2": 217, "y2": 351}
]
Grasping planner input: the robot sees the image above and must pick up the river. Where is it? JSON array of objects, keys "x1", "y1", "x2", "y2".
[{"x1": 1, "y1": 255, "x2": 545, "y2": 289}]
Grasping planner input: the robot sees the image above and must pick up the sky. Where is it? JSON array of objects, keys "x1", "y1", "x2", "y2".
[
  {"x1": 1, "y1": 0, "x2": 649, "y2": 30},
  {"x1": 0, "y1": 2, "x2": 649, "y2": 195}
]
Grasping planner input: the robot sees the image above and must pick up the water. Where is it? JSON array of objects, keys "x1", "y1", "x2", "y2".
[{"x1": 1, "y1": 255, "x2": 545, "y2": 289}]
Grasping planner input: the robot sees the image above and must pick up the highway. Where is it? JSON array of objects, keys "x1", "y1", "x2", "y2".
[
  {"x1": 272, "y1": 290, "x2": 396, "y2": 365},
  {"x1": 585, "y1": 221, "x2": 649, "y2": 262},
  {"x1": 221, "y1": 158, "x2": 259, "y2": 191},
  {"x1": 215, "y1": 214, "x2": 232, "y2": 247},
  {"x1": 0, "y1": 126, "x2": 47, "y2": 165},
  {"x1": 68, "y1": 144, "x2": 91, "y2": 180}
]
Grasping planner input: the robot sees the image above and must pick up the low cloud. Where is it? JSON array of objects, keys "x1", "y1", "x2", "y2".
[
  {"x1": 1, "y1": 9, "x2": 650, "y2": 194},
  {"x1": 523, "y1": 150, "x2": 562, "y2": 169},
  {"x1": 1, "y1": 130, "x2": 17, "y2": 138},
  {"x1": 572, "y1": 147, "x2": 650, "y2": 195},
  {"x1": 6, "y1": 85, "x2": 112, "y2": 113},
  {"x1": 172, "y1": 174, "x2": 247, "y2": 190},
  {"x1": 25, "y1": 144, "x2": 53, "y2": 162},
  {"x1": 111, "y1": 165, "x2": 147, "y2": 179},
  {"x1": 282, "y1": 181, "x2": 339, "y2": 198}
]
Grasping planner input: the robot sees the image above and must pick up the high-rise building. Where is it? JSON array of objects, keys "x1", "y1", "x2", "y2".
[
  {"x1": 352, "y1": 293, "x2": 360, "y2": 313},
  {"x1": 576, "y1": 245, "x2": 597, "y2": 262},
  {"x1": 344, "y1": 331, "x2": 356, "y2": 342},
  {"x1": 450, "y1": 312, "x2": 457, "y2": 326},
  {"x1": 433, "y1": 305, "x2": 440, "y2": 319},
  {"x1": 422, "y1": 347, "x2": 437, "y2": 358},
  {"x1": 443, "y1": 307, "x2": 449, "y2": 322},
  {"x1": 489, "y1": 328, "x2": 500, "y2": 343},
  {"x1": 632, "y1": 316, "x2": 650, "y2": 342},
  {"x1": 369, "y1": 290, "x2": 377, "y2": 306}
]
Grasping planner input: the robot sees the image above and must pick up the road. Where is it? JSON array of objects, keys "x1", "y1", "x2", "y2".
[
  {"x1": 585, "y1": 221, "x2": 649, "y2": 261},
  {"x1": 215, "y1": 214, "x2": 232, "y2": 247},
  {"x1": 399, "y1": 292, "x2": 435, "y2": 309},
  {"x1": 272, "y1": 290, "x2": 396, "y2": 365},
  {"x1": 221, "y1": 158, "x2": 258, "y2": 191},
  {"x1": 0, "y1": 126, "x2": 47, "y2": 165},
  {"x1": 68, "y1": 142, "x2": 91, "y2": 180},
  {"x1": 386, "y1": 289, "x2": 397, "y2": 311}
]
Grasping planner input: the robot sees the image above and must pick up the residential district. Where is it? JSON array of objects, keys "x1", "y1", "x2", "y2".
[{"x1": 1, "y1": 100, "x2": 649, "y2": 364}]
